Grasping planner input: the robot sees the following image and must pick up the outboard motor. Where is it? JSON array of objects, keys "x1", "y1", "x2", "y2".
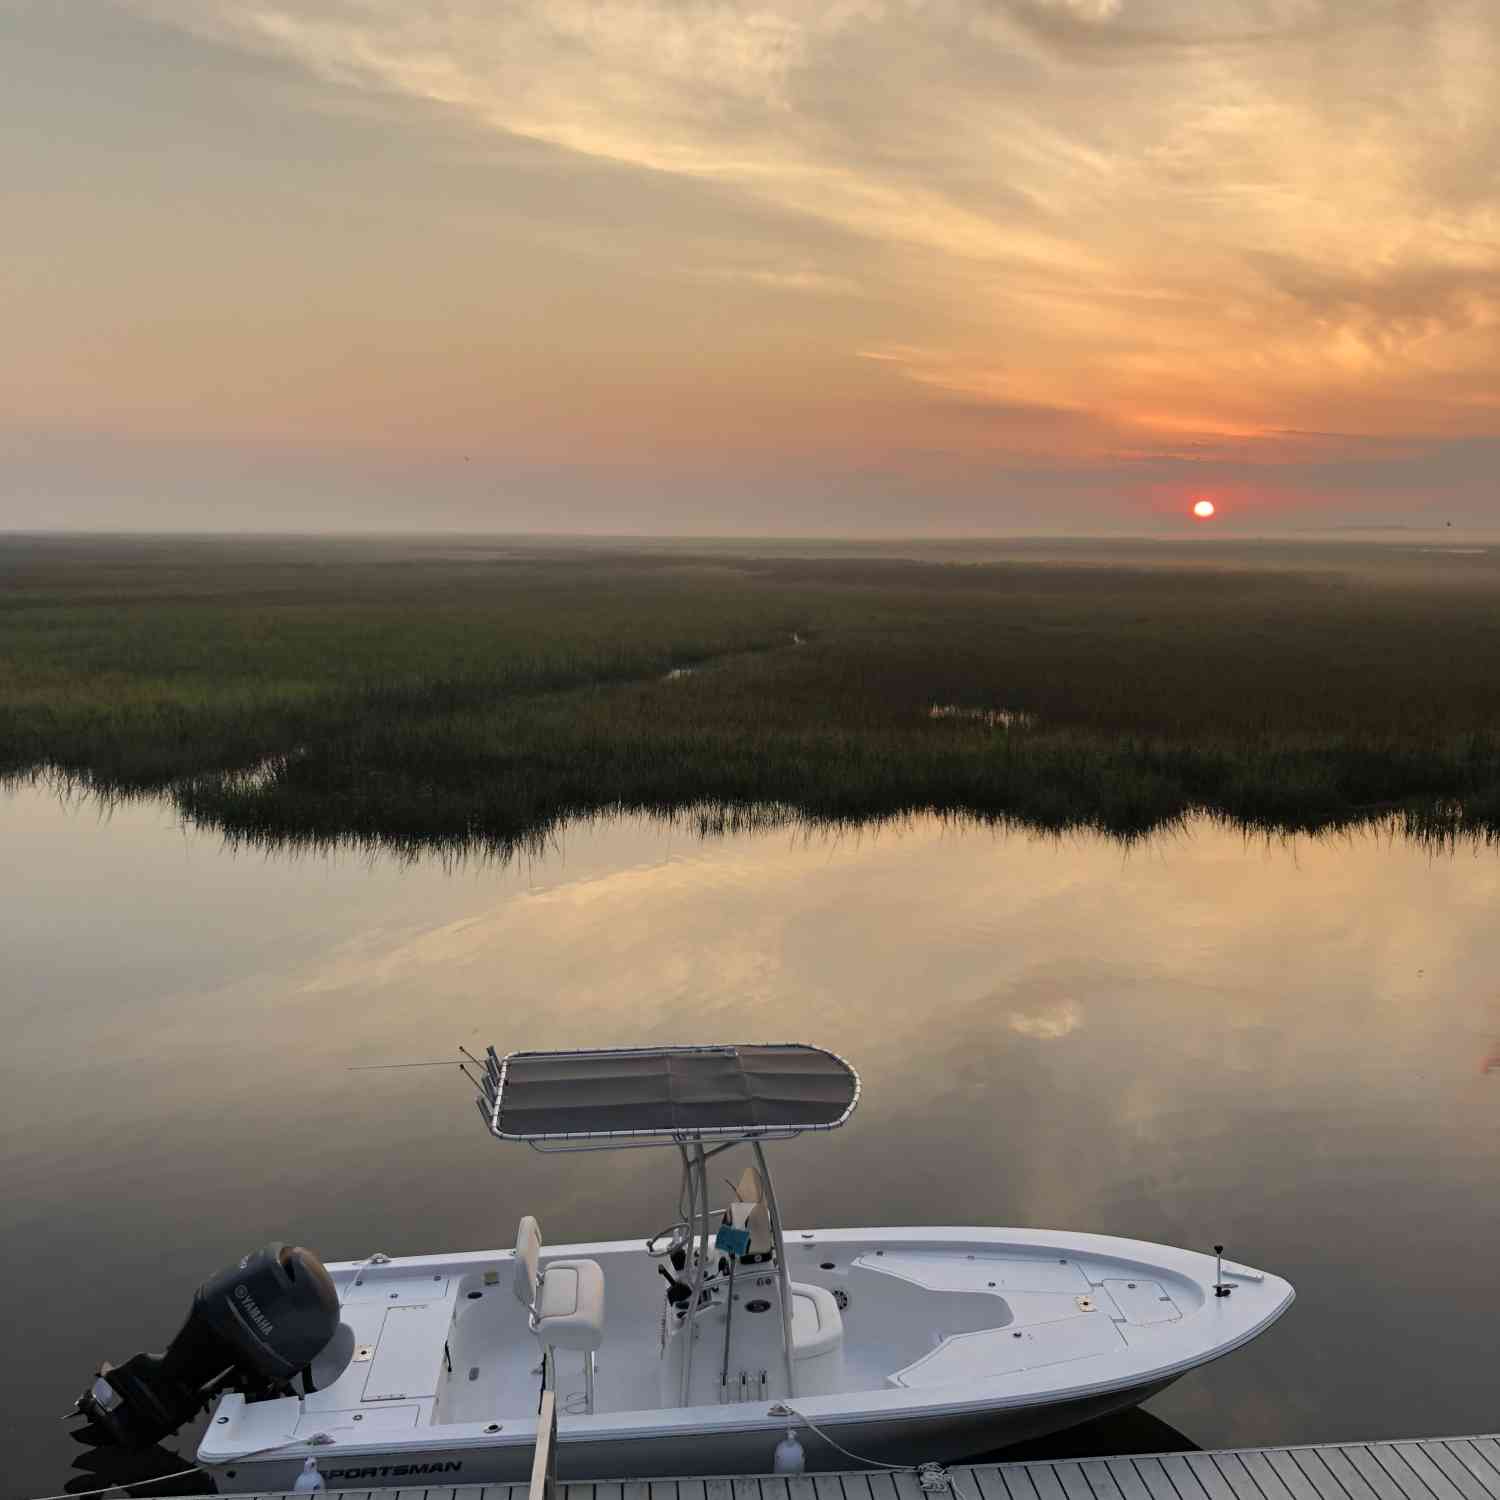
[{"x1": 75, "y1": 1244, "x2": 340, "y2": 1449}]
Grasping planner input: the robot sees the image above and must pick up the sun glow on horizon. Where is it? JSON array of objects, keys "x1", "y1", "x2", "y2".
[{"x1": 1193, "y1": 499, "x2": 1217, "y2": 520}]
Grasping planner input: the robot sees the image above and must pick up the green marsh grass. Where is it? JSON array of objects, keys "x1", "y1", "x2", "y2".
[{"x1": 5, "y1": 533, "x2": 1500, "y2": 850}]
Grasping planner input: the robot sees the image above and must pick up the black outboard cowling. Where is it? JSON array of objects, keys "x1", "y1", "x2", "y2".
[{"x1": 75, "y1": 1244, "x2": 340, "y2": 1449}]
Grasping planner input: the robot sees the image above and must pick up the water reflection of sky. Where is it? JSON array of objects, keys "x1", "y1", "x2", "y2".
[{"x1": 4, "y1": 785, "x2": 1500, "y2": 1495}]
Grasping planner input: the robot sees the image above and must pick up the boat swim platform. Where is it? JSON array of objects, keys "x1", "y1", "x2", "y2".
[{"x1": 127, "y1": 1433, "x2": 1500, "y2": 1500}]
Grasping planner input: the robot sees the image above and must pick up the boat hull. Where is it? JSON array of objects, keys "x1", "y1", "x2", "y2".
[{"x1": 208, "y1": 1376, "x2": 1179, "y2": 1490}]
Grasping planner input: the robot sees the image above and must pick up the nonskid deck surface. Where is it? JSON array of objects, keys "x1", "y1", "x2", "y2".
[{"x1": 155, "y1": 1433, "x2": 1500, "y2": 1500}]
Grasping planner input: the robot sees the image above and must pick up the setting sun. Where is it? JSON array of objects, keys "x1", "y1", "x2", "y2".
[{"x1": 1192, "y1": 499, "x2": 1217, "y2": 520}]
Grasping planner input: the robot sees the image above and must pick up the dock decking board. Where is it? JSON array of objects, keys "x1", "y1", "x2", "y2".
[
  {"x1": 1445, "y1": 1444, "x2": 1500, "y2": 1496},
  {"x1": 1421, "y1": 1442, "x2": 1494, "y2": 1500},
  {"x1": 128, "y1": 1436, "x2": 1500, "y2": 1500}
]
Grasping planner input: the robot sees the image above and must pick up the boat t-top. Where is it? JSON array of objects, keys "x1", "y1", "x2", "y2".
[{"x1": 75, "y1": 1044, "x2": 1294, "y2": 1490}]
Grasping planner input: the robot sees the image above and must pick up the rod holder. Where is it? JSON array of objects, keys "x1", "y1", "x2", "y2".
[{"x1": 1213, "y1": 1243, "x2": 1232, "y2": 1297}]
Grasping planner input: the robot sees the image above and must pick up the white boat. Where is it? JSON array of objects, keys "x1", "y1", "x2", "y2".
[{"x1": 79, "y1": 1045, "x2": 1294, "y2": 1490}]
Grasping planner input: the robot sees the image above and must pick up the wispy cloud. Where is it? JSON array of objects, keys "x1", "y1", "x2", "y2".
[
  {"x1": 122, "y1": 0, "x2": 1498, "y2": 445},
  {"x1": 1008, "y1": 998, "x2": 1085, "y2": 1040},
  {"x1": 688, "y1": 264, "x2": 864, "y2": 295},
  {"x1": 8, "y1": 0, "x2": 1496, "y2": 523}
]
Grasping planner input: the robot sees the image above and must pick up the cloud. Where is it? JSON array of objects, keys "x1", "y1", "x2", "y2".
[
  {"x1": 1248, "y1": 254, "x2": 1500, "y2": 359},
  {"x1": 1008, "y1": 999, "x2": 1085, "y2": 1040},
  {"x1": 689, "y1": 264, "x2": 864, "y2": 295},
  {"x1": 1006, "y1": 0, "x2": 1124, "y2": 27},
  {"x1": 25, "y1": 0, "x2": 1495, "y2": 509}
]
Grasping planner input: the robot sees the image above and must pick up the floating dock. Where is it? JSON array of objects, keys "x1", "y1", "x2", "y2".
[{"x1": 127, "y1": 1433, "x2": 1500, "y2": 1500}]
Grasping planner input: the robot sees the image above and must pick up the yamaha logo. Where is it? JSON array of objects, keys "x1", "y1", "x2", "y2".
[{"x1": 232, "y1": 1283, "x2": 275, "y2": 1336}]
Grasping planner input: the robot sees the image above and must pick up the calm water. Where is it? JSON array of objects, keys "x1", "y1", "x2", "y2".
[{"x1": 5, "y1": 784, "x2": 1500, "y2": 1498}]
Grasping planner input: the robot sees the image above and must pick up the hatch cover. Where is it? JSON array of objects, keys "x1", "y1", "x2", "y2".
[
  {"x1": 361, "y1": 1302, "x2": 453, "y2": 1402},
  {"x1": 1102, "y1": 1278, "x2": 1181, "y2": 1324}
]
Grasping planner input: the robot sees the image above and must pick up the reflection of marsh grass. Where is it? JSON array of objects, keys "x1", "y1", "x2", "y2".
[{"x1": 5, "y1": 534, "x2": 1500, "y2": 848}]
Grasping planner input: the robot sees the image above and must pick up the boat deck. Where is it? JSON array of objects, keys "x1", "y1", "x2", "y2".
[{"x1": 135, "y1": 1432, "x2": 1500, "y2": 1500}]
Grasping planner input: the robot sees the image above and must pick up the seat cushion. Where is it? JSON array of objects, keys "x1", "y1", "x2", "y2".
[
  {"x1": 514, "y1": 1215, "x2": 542, "y2": 1310},
  {"x1": 536, "y1": 1258, "x2": 605, "y2": 1352},
  {"x1": 789, "y1": 1280, "x2": 843, "y2": 1362}
]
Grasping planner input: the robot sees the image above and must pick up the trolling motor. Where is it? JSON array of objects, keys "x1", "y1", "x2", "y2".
[{"x1": 74, "y1": 1244, "x2": 341, "y2": 1449}]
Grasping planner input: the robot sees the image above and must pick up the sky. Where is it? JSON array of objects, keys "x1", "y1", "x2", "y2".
[{"x1": 2, "y1": 0, "x2": 1498, "y2": 535}]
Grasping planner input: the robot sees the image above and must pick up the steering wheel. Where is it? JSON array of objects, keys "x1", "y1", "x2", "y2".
[{"x1": 646, "y1": 1222, "x2": 693, "y2": 1258}]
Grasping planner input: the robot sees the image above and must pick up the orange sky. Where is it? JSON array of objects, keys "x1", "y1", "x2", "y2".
[{"x1": 3, "y1": 1, "x2": 1498, "y2": 532}]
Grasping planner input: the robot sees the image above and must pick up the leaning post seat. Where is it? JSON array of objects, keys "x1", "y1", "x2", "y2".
[{"x1": 514, "y1": 1216, "x2": 605, "y2": 1412}]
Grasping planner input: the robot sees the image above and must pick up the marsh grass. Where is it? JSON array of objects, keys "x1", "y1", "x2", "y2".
[{"x1": 5, "y1": 533, "x2": 1500, "y2": 850}]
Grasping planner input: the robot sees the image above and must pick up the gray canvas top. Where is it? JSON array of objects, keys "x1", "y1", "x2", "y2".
[{"x1": 476, "y1": 1044, "x2": 860, "y2": 1143}]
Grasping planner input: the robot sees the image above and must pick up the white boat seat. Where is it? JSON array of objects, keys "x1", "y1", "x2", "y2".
[
  {"x1": 789, "y1": 1281, "x2": 843, "y2": 1361},
  {"x1": 534, "y1": 1259, "x2": 606, "y2": 1351},
  {"x1": 514, "y1": 1215, "x2": 605, "y2": 1370},
  {"x1": 786, "y1": 1280, "x2": 844, "y2": 1396}
]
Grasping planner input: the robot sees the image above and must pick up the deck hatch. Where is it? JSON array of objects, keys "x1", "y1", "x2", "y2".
[
  {"x1": 360, "y1": 1303, "x2": 453, "y2": 1402},
  {"x1": 1103, "y1": 1279, "x2": 1181, "y2": 1324},
  {"x1": 294, "y1": 1403, "x2": 420, "y2": 1435}
]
